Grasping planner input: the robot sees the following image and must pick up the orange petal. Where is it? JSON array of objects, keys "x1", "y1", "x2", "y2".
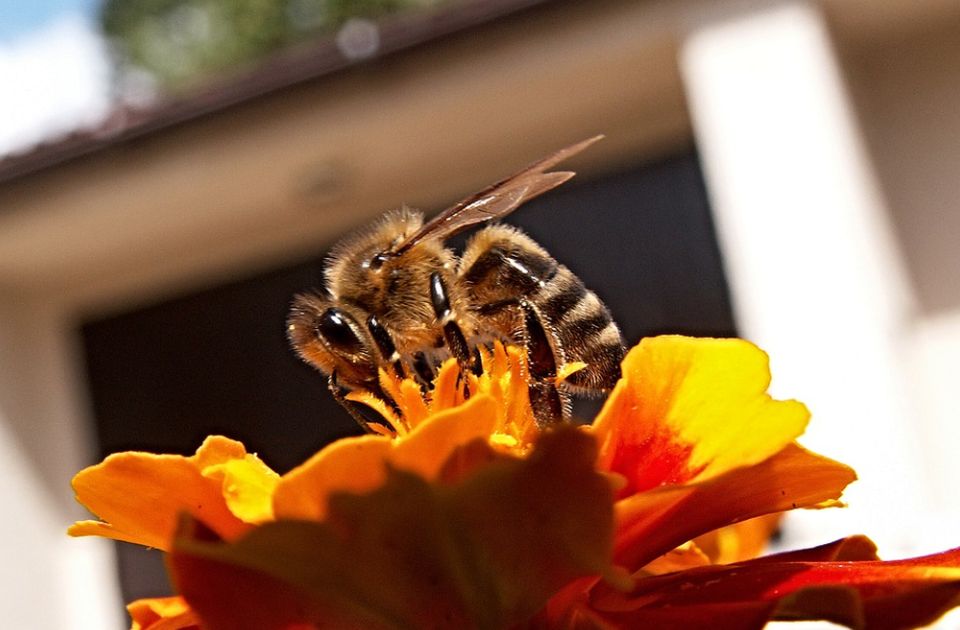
[
  {"x1": 613, "y1": 443, "x2": 856, "y2": 572},
  {"x1": 592, "y1": 336, "x2": 810, "y2": 495},
  {"x1": 69, "y1": 436, "x2": 266, "y2": 550},
  {"x1": 585, "y1": 540, "x2": 960, "y2": 630},
  {"x1": 127, "y1": 596, "x2": 201, "y2": 630},
  {"x1": 170, "y1": 428, "x2": 616, "y2": 629},
  {"x1": 191, "y1": 435, "x2": 248, "y2": 469},
  {"x1": 273, "y1": 394, "x2": 499, "y2": 521},
  {"x1": 394, "y1": 374, "x2": 433, "y2": 429},
  {"x1": 488, "y1": 343, "x2": 539, "y2": 447},
  {"x1": 430, "y1": 357, "x2": 465, "y2": 413},
  {"x1": 270, "y1": 434, "x2": 391, "y2": 522}
]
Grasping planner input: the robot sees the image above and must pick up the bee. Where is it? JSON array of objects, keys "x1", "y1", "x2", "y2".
[{"x1": 287, "y1": 136, "x2": 625, "y2": 429}]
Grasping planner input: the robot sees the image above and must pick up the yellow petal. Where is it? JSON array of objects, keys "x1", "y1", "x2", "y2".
[
  {"x1": 592, "y1": 336, "x2": 809, "y2": 494},
  {"x1": 203, "y1": 456, "x2": 279, "y2": 524}
]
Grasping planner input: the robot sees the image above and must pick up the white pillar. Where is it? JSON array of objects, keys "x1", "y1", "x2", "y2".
[
  {"x1": 0, "y1": 298, "x2": 123, "y2": 629},
  {"x1": 679, "y1": 2, "x2": 932, "y2": 556}
]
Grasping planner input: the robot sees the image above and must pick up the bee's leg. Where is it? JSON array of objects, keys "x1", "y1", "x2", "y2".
[
  {"x1": 366, "y1": 315, "x2": 405, "y2": 379},
  {"x1": 368, "y1": 313, "x2": 435, "y2": 392},
  {"x1": 471, "y1": 346, "x2": 484, "y2": 376},
  {"x1": 519, "y1": 301, "x2": 568, "y2": 426},
  {"x1": 328, "y1": 371, "x2": 399, "y2": 434},
  {"x1": 429, "y1": 271, "x2": 475, "y2": 397},
  {"x1": 411, "y1": 352, "x2": 436, "y2": 391}
]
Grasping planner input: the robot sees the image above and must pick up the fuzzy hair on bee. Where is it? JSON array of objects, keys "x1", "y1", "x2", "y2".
[{"x1": 287, "y1": 136, "x2": 625, "y2": 429}]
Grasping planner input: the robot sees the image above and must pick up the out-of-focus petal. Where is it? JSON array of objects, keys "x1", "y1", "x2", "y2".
[
  {"x1": 613, "y1": 443, "x2": 856, "y2": 572},
  {"x1": 127, "y1": 596, "x2": 201, "y2": 630},
  {"x1": 586, "y1": 541, "x2": 960, "y2": 630},
  {"x1": 592, "y1": 336, "x2": 810, "y2": 495},
  {"x1": 273, "y1": 394, "x2": 498, "y2": 521},
  {"x1": 171, "y1": 428, "x2": 616, "y2": 629},
  {"x1": 69, "y1": 436, "x2": 266, "y2": 550},
  {"x1": 694, "y1": 514, "x2": 783, "y2": 565},
  {"x1": 638, "y1": 543, "x2": 711, "y2": 577}
]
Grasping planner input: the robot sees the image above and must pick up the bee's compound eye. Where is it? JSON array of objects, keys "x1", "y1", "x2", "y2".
[{"x1": 317, "y1": 308, "x2": 365, "y2": 355}]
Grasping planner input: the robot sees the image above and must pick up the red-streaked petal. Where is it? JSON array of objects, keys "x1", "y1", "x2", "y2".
[
  {"x1": 550, "y1": 601, "x2": 774, "y2": 630},
  {"x1": 171, "y1": 428, "x2": 616, "y2": 629},
  {"x1": 586, "y1": 542, "x2": 960, "y2": 630},
  {"x1": 613, "y1": 443, "x2": 856, "y2": 572},
  {"x1": 592, "y1": 336, "x2": 810, "y2": 495},
  {"x1": 749, "y1": 534, "x2": 880, "y2": 564}
]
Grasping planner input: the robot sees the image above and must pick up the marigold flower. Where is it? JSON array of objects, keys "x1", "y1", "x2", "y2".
[{"x1": 69, "y1": 336, "x2": 960, "y2": 629}]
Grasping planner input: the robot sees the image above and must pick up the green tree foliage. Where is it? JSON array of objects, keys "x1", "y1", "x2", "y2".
[{"x1": 101, "y1": 0, "x2": 442, "y2": 91}]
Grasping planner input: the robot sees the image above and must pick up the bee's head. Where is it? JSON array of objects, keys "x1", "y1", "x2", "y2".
[
  {"x1": 319, "y1": 208, "x2": 459, "y2": 352},
  {"x1": 286, "y1": 293, "x2": 378, "y2": 388}
]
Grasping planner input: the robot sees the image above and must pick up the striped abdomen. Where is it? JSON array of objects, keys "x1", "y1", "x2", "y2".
[{"x1": 459, "y1": 225, "x2": 625, "y2": 394}]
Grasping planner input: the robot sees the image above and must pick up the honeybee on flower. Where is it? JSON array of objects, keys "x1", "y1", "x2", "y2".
[{"x1": 287, "y1": 137, "x2": 624, "y2": 430}]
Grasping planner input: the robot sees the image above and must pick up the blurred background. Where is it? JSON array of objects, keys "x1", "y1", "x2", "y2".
[{"x1": 0, "y1": 0, "x2": 958, "y2": 627}]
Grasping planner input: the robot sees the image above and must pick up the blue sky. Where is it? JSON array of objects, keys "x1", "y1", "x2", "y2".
[
  {"x1": 0, "y1": 0, "x2": 111, "y2": 157},
  {"x1": 0, "y1": 0, "x2": 101, "y2": 42}
]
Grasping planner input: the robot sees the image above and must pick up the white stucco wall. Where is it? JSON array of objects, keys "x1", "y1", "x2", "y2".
[
  {"x1": 0, "y1": 298, "x2": 122, "y2": 629},
  {"x1": 845, "y1": 20, "x2": 960, "y2": 526},
  {"x1": 681, "y1": 1, "x2": 933, "y2": 555}
]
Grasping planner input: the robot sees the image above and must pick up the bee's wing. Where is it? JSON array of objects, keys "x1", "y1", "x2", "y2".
[{"x1": 390, "y1": 135, "x2": 603, "y2": 255}]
